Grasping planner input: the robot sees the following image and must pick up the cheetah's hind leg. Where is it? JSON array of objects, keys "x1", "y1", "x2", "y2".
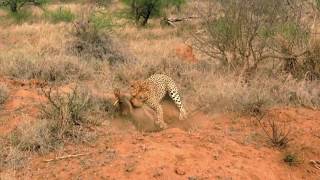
[{"x1": 168, "y1": 89, "x2": 187, "y2": 120}]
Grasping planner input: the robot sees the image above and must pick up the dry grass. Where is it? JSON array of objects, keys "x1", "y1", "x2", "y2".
[
  {"x1": 69, "y1": 16, "x2": 130, "y2": 65},
  {"x1": 6, "y1": 87, "x2": 97, "y2": 154},
  {"x1": 0, "y1": 1, "x2": 318, "y2": 111},
  {"x1": 258, "y1": 116, "x2": 292, "y2": 148},
  {"x1": 0, "y1": 83, "x2": 9, "y2": 105},
  {"x1": 0, "y1": 83, "x2": 119, "y2": 170},
  {"x1": 0, "y1": 54, "x2": 93, "y2": 82}
]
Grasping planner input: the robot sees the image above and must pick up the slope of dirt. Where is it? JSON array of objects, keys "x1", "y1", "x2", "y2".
[
  {"x1": 0, "y1": 78, "x2": 319, "y2": 179},
  {"x1": 1, "y1": 106, "x2": 319, "y2": 179},
  {"x1": 0, "y1": 78, "x2": 45, "y2": 136}
]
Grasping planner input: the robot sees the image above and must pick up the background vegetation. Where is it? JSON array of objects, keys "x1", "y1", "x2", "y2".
[{"x1": 0, "y1": 0, "x2": 319, "y2": 174}]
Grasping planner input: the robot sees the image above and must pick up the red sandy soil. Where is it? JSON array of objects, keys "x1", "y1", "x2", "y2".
[{"x1": 0, "y1": 79, "x2": 319, "y2": 179}]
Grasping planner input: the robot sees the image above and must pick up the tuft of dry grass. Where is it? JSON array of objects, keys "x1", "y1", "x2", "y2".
[
  {"x1": 0, "y1": 83, "x2": 119, "y2": 170},
  {"x1": 0, "y1": 54, "x2": 93, "y2": 82},
  {"x1": 0, "y1": 83, "x2": 9, "y2": 105},
  {"x1": 69, "y1": 15, "x2": 130, "y2": 65},
  {"x1": 258, "y1": 116, "x2": 292, "y2": 148},
  {"x1": 8, "y1": 118, "x2": 57, "y2": 154},
  {"x1": 0, "y1": 145, "x2": 27, "y2": 170},
  {"x1": 39, "y1": 85, "x2": 98, "y2": 139}
]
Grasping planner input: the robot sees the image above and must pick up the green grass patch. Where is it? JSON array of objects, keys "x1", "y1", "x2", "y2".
[
  {"x1": 8, "y1": 10, "x2": 32, "y2": 24},
  {"x1": 90, "y1": 13, "x2": 113, "y2": 30},
  {"x1": 46, "y1": 7, "x2": 75, "y2": 23}
]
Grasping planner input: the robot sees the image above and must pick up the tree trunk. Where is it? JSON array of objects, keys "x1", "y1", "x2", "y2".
[
  {"x1": 9, "y1": 1, "x2": 18, "y2": 12},
  {"x1": 141, "y1": 4, "x2": 154, "y2": 26},
  {"x1": 141, "y1": 11, "x2": 151, "y2": 26}
]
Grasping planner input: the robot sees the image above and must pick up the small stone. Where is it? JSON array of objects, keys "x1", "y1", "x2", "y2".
[
  {"x1": 175, "y1": 167, "x2": 186, "y2": 175},
  {"x1": 153, "y1": 171, "x2": 163, "y2": 178}
]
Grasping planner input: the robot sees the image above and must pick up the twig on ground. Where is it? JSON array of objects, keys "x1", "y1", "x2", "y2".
[
  {"x1": 43, "y1": 152, "x2": 92, "y2": 162},
  {"x1": 310, "y1": 160, "x2": 320, "y2": 170}
]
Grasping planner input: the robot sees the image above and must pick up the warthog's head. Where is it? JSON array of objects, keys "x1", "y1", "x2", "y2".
[{"x1": 113, "y1": 88, "x2": 133, "y2": 116}]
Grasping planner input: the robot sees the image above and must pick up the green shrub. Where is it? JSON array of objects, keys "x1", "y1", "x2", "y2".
[
  {"x1": 90, "y1": 13, "x2": 113, "y2": 30},
  {"x1": 122, "y1": 0, "x2": 186, "y2": 26},
  {"x1": 283, "y1": 152, "x2": 301, "y2": 166},
  {"x1": 0, "y1": 0, "x2": 50, "y2": 12},
  {"x1": 47, "y1": 7, "x2": 75, "y2": 23},
  {"x1": 8, "y1": 9, "x2": 32, "y2": 23}
]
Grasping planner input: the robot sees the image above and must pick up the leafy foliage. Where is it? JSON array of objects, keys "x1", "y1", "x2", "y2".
[
  {"x1": 0, "y1": 0, "x2": 50, "y2": 12},
  {"x1": 46, "y1": 7, "x2": 75, "y2": 23},
  {"x1": 122, "y1": 0, "x2": 185, "y2": 26}
]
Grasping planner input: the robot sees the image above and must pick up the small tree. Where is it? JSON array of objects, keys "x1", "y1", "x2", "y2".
[
  {"x1": 0, "y1": 0, "x2": 49, "y2": 12},
  {"x1": 122, "y1": 0, "x2": 186, "y2": 26},
  {"x1": 194, "y1": 0, "x2": 310, "y2": 81}
]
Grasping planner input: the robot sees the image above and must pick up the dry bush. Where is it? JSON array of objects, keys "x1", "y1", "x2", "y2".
[
  {"x1": 69, "y1": 15, "x2": 130, "y2": 65},
  {"x1": 234, "y1": 94, "x2": 268, "y2": 118},
  {"x1": 258, "y1": 116, "x2": 291, "y2": 148},
  {"x1": 2, "y1": 86, "x2": 99, "y2": 155},
  {"x1": 0, "y1": 54, "x2": 93, "y2": 82},
  {"x1": 0, "y1": 85, "x2": 117, "y2": 169},
  {"x1": 289, "y1": 41, "x2": 320, "y2": 80},
  {"x1": 193, "y1": 0, "x2": 314, "y2": 82},
  {"x1": 0, "y1": 145, "x2": 27, "y2": 170},
  {"x1": 0, "y1": 83, "x2": 9, "y2": 105},
  {"x1": 8, "y1": 119, "x2": 57, "y2": 154},
  {"x1": 41, "y1": 86, "x2": 93, "y2": 127}
]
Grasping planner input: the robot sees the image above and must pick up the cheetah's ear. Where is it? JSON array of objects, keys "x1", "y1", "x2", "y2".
[{"x1": 129, "y1": 80, "x2": 137, "y2": 87}]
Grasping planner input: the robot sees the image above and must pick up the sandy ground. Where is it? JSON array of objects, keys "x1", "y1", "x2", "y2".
[{"x1": 0, "y1": 78, "x2": 319, "y2": 180}]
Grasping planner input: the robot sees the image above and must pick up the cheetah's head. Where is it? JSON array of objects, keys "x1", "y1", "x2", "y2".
[{"x1": 129, "y1": 80, "x2": 150, "y2": 107}]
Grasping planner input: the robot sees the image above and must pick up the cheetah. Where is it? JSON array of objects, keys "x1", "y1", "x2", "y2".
[{"x1": 129, "y1": 74, "x2": 187, "y2": 129}]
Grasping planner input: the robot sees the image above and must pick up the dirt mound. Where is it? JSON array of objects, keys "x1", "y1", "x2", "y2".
[
  {"x1": 0, "y1": 78, "x2": 319, "y2": 179},
  {"x1": 0, "y1": 80, "x2": 45, "y2": 136},
  {"x1": 1, "y1": 107, "x2": 318, "y2": 179}
]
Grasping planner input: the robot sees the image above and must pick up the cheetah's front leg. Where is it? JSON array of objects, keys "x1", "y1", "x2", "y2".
[{"x1": 155, "y1": 105, "x2": 168, "y2": 129}]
